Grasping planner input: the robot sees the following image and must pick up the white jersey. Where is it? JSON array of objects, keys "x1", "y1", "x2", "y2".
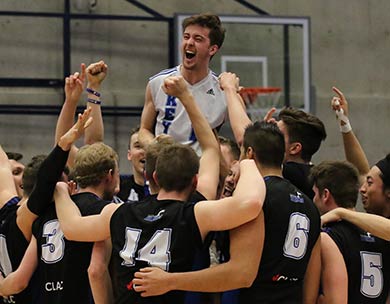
[{"x1": 148, "y1": 65, "x2": 227, "y2": 154}]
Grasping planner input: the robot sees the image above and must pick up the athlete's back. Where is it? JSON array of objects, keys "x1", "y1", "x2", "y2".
[
  {"x1": 240, "y1": 176, "x2": 321, "y2": 304},
  {"x1": 110, "y1": 197, "x2": 204, "y2": 304},
  {"x1": 325, "y1": 220, "x2": 390, "y2": 303}
]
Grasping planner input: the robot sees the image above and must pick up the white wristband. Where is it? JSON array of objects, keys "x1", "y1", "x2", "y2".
[{"x1": 335, "y1": 109, "x2": 352, "y2": 133}]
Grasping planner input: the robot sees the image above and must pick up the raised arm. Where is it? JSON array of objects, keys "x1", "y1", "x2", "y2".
[
  {"x1": 54, "y1": 182, "x2": 117, "y2": 242},
  {"x1": 322, "y1": 208, "x2": 390, "y2": 241},
  {"x1": 138, "y1": 83, "x2": 158, "y2": 149},
  {"x1": 195, "y1": 159, "x2": 265, "y2": 240},
  {"x1": 84, "y1": 60, "x2": 107, "y2": 145},
  {"x1": 162, "y1": 76, "x2": 220, "y2": 200},
  {"x1": 219, "y1": 72, "x2": 252, "y2": 146},
  {"x1": 0, "y1": 236, "x2": 38, "y2": 297},
  {"x1": 17, "y1": 108, "x2": 93, "y2": 241},
  {"x1": 0, "y1": 145, "x2": 19, "y2": 208},
  {"x1": 331, "y1": 87, "x2": 370, "y2": 177},
  {"x1": 133, "y1": 211, "x2": 264, "y2": 296}
]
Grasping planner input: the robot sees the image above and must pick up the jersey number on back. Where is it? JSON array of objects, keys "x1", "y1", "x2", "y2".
[
  {"x1": 41, "y1": 220, "x2": 65, "y2": 264},
  {"x1": 120, "y1": 228, "x2": 172, "y2": 271},
  {"x1": 360, "y1": 251, "x2": 383, "y2": 298},
  {"x1": 283, "y1": 212, "x2": 310, "y2": 260}
]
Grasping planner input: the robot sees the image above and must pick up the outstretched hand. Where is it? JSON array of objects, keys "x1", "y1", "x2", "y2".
[
  {"x1": 64, "y1": 63, "x2": 86, "y2": 104},
  {"x1": 263, "y1": 107, "x2": 277, "y2": 124},
  {"x1": 132, "y1": 267, "x2": 172, "y2": 297},
  {"x1": 58, "y1": 107, "x2": 93, "y2": 150}
]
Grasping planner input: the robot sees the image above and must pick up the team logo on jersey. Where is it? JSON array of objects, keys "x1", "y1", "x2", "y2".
[
  {"x1": 206, "y1": 88, "x2": 215, "y2": 96},
  {"x1": 144, "y1": 209, "x2": 165, "y2": 222},
  {"x1": 289, "y1": 191, "x2": 304, "y2": 203}
]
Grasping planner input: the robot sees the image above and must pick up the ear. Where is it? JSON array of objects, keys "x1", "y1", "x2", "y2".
[
  {"x1": 322, "y1": 188, "x2": 331, "y2": 204},
  {"x1": 209, "y1": 45, "x2": 219, "y2": 57},
  {"x1": 288, "y1": 142, "x2": 302, "y2": 156},
  {"x1": 246, "y1": 147, "x2": 255, "y2": 160},
  {"x1": 152, "y1": 171, "x2": 159, "y2": 187},
  {"x1": 127, "y1": 149, "x2": 132, "y2": 161}
]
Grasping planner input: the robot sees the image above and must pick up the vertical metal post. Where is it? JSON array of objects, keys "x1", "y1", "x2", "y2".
[
  {"x1": 168, "y1": 19, "x2": 175, "y2": 68},
  {"x1": 63, "y1": 0, "x2": 71, "y2": 80},
  {"x1": 283, "y1": 25, "x2": 290, "y2": 107}
]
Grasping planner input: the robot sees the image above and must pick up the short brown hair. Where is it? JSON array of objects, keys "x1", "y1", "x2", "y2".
[
  {"x1": 155, "y1": 143, "x2": 199, "y2": 192},
  {"x1": 279, "y1": 107, "x2": 327, "y2": 162},
  {"x1": 182, "y1": 13, "x2": 225, "y2": 48},
  {"x1": 72, "y1": 143, "x2": 118, "y2": 188},
  {"x1": 309, "y1": 161, "x2": 359, "y2": 208},
  {"x1": 22, "y1": 155, "x2": 46, "y2": 196},
  {"x1": 145, "y1": 135, "x2": 175, "y2": 180}
]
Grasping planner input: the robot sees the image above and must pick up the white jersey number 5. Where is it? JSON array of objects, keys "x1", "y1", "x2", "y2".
[{"x1": 360, "y1": 251, "x2": 383, "y2": 298}]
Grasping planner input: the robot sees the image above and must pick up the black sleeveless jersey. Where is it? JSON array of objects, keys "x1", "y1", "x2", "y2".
[
  {"x1": 325, "y1": 220, "x2": 390, "y2": 303},
  {"x1": 283, "y1": 161, "x2": 314, "y2": 199},
  {"x1": 32, "y1": 192, "x2": 109, "y2": 304},
  {"x1": 117, "y1": 174, "x2": 148, "y2": 203},
  {"x1": 239, "y1": 176, "x2": 321, "y2": 304},
  {"x1": 110, "y1": 197, "x2": 203, "y2": 304},
  {"x1": 0, "y1": 198, "x2": 32, "y2": 304}
]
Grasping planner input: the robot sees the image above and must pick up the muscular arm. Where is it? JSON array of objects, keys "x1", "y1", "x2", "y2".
[
  {"x1": 88, "y1": 239, "x2": 113, "y2": 304},
  {"x1": 318, "y1": 232, "x2": 348, "y2": 304},
  {"x1": 303, "y1": 236, "x2": 321, "y2": 304},
  {"x1": 195, "y1": 159, "x2": 265, "y2": 240},
  {"x1": 321, "y1": 208, "x2": 390, "y2": 241},
  {"x1": 54, "y1": 182, "x2": 117, "y2": 242},
  {"x1": 219, "y1": 72, "x2": 252, "y2": 146},
  {"x1": 133, "y1": 212, "x2": 264, "y2": 296},
  {"x1": 139, "y1": 83, "x2": 157, "y2": 148},
  {"x1": 162, "y1": 76, "x2": 220, "y2": 200},
  {"x1": 0, "y1": 236, "x2": 38, "y2": 297}
]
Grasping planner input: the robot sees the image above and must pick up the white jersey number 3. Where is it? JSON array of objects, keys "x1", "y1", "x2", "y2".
[
  {"x1": 120, "y1": 228, "x2": 172, "y2": 271},
  {"x1": 283, "y1": 212, "x2": 310, "y2": 260},
  {"x1": 41, "y1": 220, "x2": 65, "y2": 264}
]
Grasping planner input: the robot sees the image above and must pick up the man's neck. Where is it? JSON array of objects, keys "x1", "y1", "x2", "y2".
[
  {"x1": 285, "y1": 155, "x2": 308, "y2": 164},
  {"x1": 180, "y1": 65, "x2": 209, "y2": 85},
  {"x1": 157, "y1": 188, "x2": 191, "y2": 202},
  {"x1": 260, "y1": 166, "x2": 283, "y2": 178},
  {"x1": 79, "y1": 186, "x2": 103, "y2": 199},
  {"x1": 133, "y1": 171, "x2": 144, "y2": 187}
]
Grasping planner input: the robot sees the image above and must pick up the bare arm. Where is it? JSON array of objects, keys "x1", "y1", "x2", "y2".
[
  {"x1": 162, "y1": 76, "x2": 220, "y2": 200},
  {"x1": 84, "y1": 60, "x2": 107, "y2": 145},
  {"x1": 54, "y1": 182, "x2": 117, "y2": 242},
  {"x1": 0, "y1": 236, "x2": 38, "y2": 297},
  {"x1": 321, "y1": 208, "x2": 390, "y2": 241},
  {"x1": 219, "y1": 72, "x2": 252, "y2": 146},
  {"x1": 195, "y1": 159, "x2": 265, "y2": 240},
  {"x1": 331, "y1": 87, "x2": 369, "y2": 177},
  {"x1": 88, "y1": 239, "x2": 113, "y2": 304},
  {"x1": 318, "y1": 232, "x2": 348, "y2": 304},
  {"x1": 303, "y1": 236, "x2": 321, "y2": 304},
  {"x1": 0, "y1": 145, "x2": 19, "y2": 207},
  {"x1": 139, "y1": 83, "x2": 158, "y2": 148},
  {"x1": 133, "y1": 211, "x2": 264, "y2": 296}
]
